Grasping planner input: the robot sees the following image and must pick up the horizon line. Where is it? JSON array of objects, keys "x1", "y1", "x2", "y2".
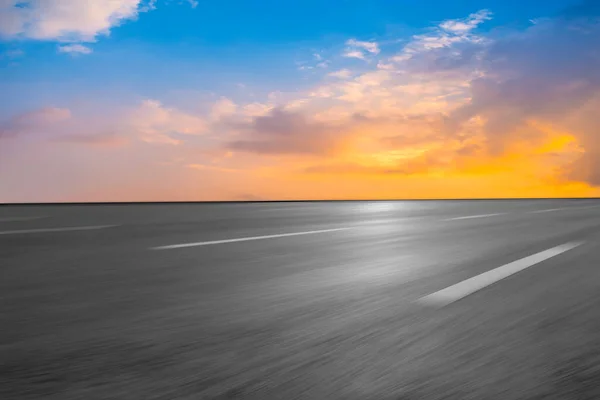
[{"x1": 1, "y1": 197, "x2": 599, "y2": 206}]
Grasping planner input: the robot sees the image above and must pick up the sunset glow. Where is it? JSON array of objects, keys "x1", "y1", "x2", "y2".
[{"x1": 1, "y1": 0, "x2": 599, "y2": 202}]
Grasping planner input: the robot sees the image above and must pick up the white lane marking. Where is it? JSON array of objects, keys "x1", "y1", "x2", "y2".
[
  {"x1": 0, "y1": 216, "x2": 47, "y2": 222},
  {"x1": 531, "y1": 205, "x2": 600, "y2": 213},
  {"x1": 531, "y1": 208, "x2": 564, "y2": 213},
  {"x1": 358, "y1": 217, "x2": 429, "y2": 226},
  {"x1": 444, "y1": 213, "x2": 507, "y2": 221},
  {"x1": 0, "y1": 225, "x2": 119, "y2": 235},
  {"x1": 257, "y1": 207, "x2": 300, "y2": 212},
  {"x1": 151, "y1": 227, "x2": 352, "y2": 250},
  {"x1": 418, "y1": 241, "x2": 583, "y2": 307}
]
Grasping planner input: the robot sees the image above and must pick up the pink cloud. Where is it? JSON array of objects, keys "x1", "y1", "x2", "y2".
[{"x1": 0, "y1": 107, "x2": 71, "y2": 138}]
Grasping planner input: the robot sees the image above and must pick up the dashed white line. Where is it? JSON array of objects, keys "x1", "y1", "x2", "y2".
[
  {"x1": 151, "y1": 227, "x2": 352, "y2": 250},
  {"x1": 418, "y1": 241, "x2": 583, "y2": 307},
  {"x1": 355, "y1": 216, "x2": 430, "y2": 226},
  {"x1": 531, "y1": 208, "x2": 564, "y2": 213},
  {"x1": 444, "y1": 213, "x2": 507, "y2": 221},
  {"x1": 531, "y1": 205, "x2": 600, "y2": 214},
  {"x1": 0, "y1": 225, "x2": 119, "y2": 235}
]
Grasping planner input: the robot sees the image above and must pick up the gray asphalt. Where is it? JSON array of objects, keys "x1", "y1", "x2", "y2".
[{"x1": 2, "y1": 199, "x2": 600, "y2": 399}]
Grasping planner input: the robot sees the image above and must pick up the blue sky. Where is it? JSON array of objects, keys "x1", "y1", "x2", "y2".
[
  {"x1": 1, "y1": 0, "x2": 599, "y2": 202},
  {"x1": 0, "y1": 0, "x2": 578, "y2": 116}
]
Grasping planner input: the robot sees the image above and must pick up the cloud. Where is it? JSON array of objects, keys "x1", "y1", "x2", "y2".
[
  {"x1": 442, "y1": 2, "x2": 600, "y2": 184},
  {"x1": 342, "y1": 39, "x2": 380, "y2": 61},
  {"x1": 328, "y1": 69, "x2": 352, "y2": 79},
  {"x1": 241, "y1": 102, "x2": 273, "y2": 118},
  {"x1": 219, "y1": 12, "x2": 494, "y2": 161},
  {"x1": 0, "y1": 0, "x2": 148, "y2": 42},
  {"x1": 187, "y1": 163, "x2": 240, "y2": 173},
  {"x1": 57, "y1": 43, "x2": 92, "y2": 55},
  {"x1": 386, "y1": 9, "x2": 492, "y2": 81},
  {"x1": 297, "y1": 52, "x2": 330, "y2": 71},
  {"x1": 304, "y1": 150, "x2": 446, "y2": 177},
  {"x1": 0, "y1": 106, "x2": 131, "y2": 148},
  {"x1": 0, "y1": 107, "x2": 71, "y2": 138},
  {"x1": 346, "y1": 39, "x2": 380, "y2": 54},
  {"x1": 128, "y1": 99, "x2": 207, "y2": 144},
  {"x1": 2, "y1": 99, "x2": 210, "y2": 146},
  {"x1": 54, "y1": 131, "x2": 129, "y2": 147},
  {"x1": 439, "y1": 10, "x2": 492, "y2": 34},
  {"x1": 226, "y1": 107, "x2": 351, "y2": 156},
  {"x1": 210, "y1": 97, "x2": 237, "y2": 122},
  {"x1": 342, "y1": 50, "x2": 366, "y2": 60},
  {"x1": 303, "y1": 163, "x2": 383, "y2": 175},
  {"x1": 0, "y1": 106, "x2": 135, "y2": 148},
  {"x1": 219, "y1": 3, "x2": 600, "y2": 191},
  {"x1": 0, "y1": 0, "x2": 195, "y2": 55}
]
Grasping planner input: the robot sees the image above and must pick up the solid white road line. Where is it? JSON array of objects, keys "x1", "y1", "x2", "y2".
[
  {"x1": 0, "y1": 225, "x2": 119, "y2": 235},
  {"x1": 0, "y1": 216, "x2": 47, "y2": 222},
  {"x1": 151, "y1": 227, "x2": 352, "y2": 250},
  {"x1": 444, "y1": 213, "x2": 507, "y2": 221},
  {"x1": 418, "y1": 241, "x2": 583, "y2": 307}
]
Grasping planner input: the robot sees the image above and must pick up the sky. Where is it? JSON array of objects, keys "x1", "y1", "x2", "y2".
[{"x1": 1, "y1": 0, "x2": 599, "y2": 202}]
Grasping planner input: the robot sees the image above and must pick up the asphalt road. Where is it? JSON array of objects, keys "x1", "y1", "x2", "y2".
[{"x1": 2, "y1": 199, "x2": 600, "y2": 399}]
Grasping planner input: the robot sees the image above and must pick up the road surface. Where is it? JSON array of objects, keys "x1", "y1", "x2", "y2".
[{"x1": 2, "y1": 199, "x2": 600, "y2": 399}]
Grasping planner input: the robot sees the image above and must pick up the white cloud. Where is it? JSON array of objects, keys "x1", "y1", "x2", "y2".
[
  {"x1": 129, "y1": 99, "x2": 206, "y2": 144},
  {"x1": 58, "y1": 44, "x2": 92, "y2": 55},
  {"x1": 440, "y1": 10, "x2": 492, "y2": 34},
  {"x1": 342, "y1": 39, "x2": 380, "y2": 61},
  {"x1": 346, "y1": 39, "x2": 380, "y2": 54},
  {"x1": 328, "y1": 69, "x2": 352, "y2": 79},
  {"x1": 297, "y1": 53, "x2": 329, "y2": 71},
  {"x1": 242, "y1": 103, "x2": 273, "y2": 117},
  {"x1": 0, "y1": 0, "x2": 150, "y2": 42},
  {"x1": 210, "y1": 97, "x2": 237, "y2": 121},
  {"x1": 377, "y1": 61, "x2": 394, "y2": 70},
  {"x1": 223, "y1": 10, "x2": 493, "y2": 134},
  {"x1": 139, "y1": 0, "x2": 157, "y2": 11},
  {"x1": 390, "y1": 9, "x2": 492, "y2": 64},
  {"x1": 284, "y1": 98, "x2": 309, "y2": 110},
  {"x1": 0, "y1": 0, "x2": 196, "y2": 57},
  {"x1": 309, "y1": 85, "x2": 335, "y2": 98},
  {"x1": 225, "y1": 10, "x2": 494, "y2": 139},
  {"x1": 343, "y1": 50, "x2": 367, "y2": 60}
]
